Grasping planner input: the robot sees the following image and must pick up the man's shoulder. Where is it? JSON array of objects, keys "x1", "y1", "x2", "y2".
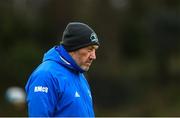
[
  {"x1": 35, "y1": 62, "x2": 71, "y2": 77},
  {"x1": 35, "y1": 60, "x2": 64, "y2": 73}
]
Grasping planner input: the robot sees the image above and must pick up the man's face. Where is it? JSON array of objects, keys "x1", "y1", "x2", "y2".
[{"x1": 69, "y1": 45, "x2": 99, "y2": 71}]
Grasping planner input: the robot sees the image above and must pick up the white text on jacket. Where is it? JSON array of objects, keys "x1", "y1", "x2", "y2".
[{"x1": 34, "y1": 86, "x2": 48, "y2": 93}]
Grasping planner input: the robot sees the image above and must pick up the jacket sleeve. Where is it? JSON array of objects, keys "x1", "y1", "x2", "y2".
[{"x1": 25, "y1": 70, "x2": 59, "y2": 117}]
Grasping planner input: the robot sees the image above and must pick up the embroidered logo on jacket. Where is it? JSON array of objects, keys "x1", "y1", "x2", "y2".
[
  {"x1": 74, "y1": 91, "x2": 80, "y2": 97},
  {"x1": 34, "y1": 86, "x2": 48, "y2": 93}
]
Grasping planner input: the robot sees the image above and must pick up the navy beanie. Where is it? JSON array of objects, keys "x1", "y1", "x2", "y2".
[{"x1": 61, "y1": 22, "x2": 99, "y2": 52}]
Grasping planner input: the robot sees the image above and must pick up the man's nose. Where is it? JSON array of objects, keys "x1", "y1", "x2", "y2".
[{"x1": 90, "y1": 51, "x2": 96, "y2": 60}]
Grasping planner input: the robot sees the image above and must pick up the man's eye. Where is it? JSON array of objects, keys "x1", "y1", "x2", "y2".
[{"x1": 88, "y1": 49, "x2": 92, "y2": 52}]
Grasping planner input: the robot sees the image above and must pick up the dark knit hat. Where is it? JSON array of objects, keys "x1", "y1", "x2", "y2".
[{"x1": 61, "y1": 22, "x2": 99, "y2": 52}]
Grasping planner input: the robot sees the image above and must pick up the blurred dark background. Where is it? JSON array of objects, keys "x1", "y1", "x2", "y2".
[{"x1": 1, "y1": 0, "x2": 180, "y2": 116}]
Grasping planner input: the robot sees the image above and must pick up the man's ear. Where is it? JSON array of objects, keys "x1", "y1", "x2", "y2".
[{"x1": 69, "y1": 51, "x2": 76, "y2": 57}]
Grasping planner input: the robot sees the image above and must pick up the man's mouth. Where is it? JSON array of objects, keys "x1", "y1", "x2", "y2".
[{"x1": 86, "y1": 62, "x2": 92, "y2": 66}]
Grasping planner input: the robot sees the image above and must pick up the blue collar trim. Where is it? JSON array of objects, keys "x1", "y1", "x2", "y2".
[{"x1": 55, "y1": 45, "x2": 85, "y2": 73}]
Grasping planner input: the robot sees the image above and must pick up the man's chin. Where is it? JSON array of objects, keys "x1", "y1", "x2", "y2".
[{"x1": 81, "y1": 66, "x2": 90, "y2": 71}]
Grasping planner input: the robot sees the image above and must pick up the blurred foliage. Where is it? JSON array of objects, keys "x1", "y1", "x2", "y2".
[{"x1": 1, "y1": 0, "x2": 180, "y2": 116}]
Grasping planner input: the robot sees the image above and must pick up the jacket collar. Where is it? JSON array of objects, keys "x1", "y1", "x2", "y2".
[
  {"x1": 43, "y1": 45, "x2": 84, "y2": 73},
  {"x1": 55, "y1": 45, "x2": 85, "y2": 73}
]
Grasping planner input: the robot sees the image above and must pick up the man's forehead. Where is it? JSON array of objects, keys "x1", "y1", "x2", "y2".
[{"x1": 88, "y1": 45, "x2": 99, "y2": 49}]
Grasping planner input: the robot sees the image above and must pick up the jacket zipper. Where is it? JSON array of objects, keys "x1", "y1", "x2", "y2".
[{"x1": 74, "y1": 74, "x2": 90, "y2": 116}]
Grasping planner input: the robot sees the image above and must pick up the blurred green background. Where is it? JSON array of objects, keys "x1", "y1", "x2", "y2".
[{"x1": 1, "y1": 0, "x2": 180, "y2": 116}]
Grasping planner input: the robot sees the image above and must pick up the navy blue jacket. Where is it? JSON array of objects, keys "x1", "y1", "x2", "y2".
[{"x1": 25, "y1": 45, "x2": 95, "y2": 117}]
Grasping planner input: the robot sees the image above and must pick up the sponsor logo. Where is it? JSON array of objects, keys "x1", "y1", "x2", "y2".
[
  {"x1": 34, "y1": 86, "x2": 48, "y2": 93},
  {"x1": 74, "y1": 91, "x2": 80, "y2": 97}
]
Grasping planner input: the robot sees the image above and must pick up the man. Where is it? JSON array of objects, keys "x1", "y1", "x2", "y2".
[{"x1": 25, "y1": 22, "x2": 99, "y2": 117}]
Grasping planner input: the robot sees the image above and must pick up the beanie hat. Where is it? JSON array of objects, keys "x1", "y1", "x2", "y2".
[{"x1": 61, "y1": 22, "x2": 100, "y2": 52}]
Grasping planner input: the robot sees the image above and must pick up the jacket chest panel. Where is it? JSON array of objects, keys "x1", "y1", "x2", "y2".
[{"x1": 55, "y1": 74, "x2": 93, "y2": 115}]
